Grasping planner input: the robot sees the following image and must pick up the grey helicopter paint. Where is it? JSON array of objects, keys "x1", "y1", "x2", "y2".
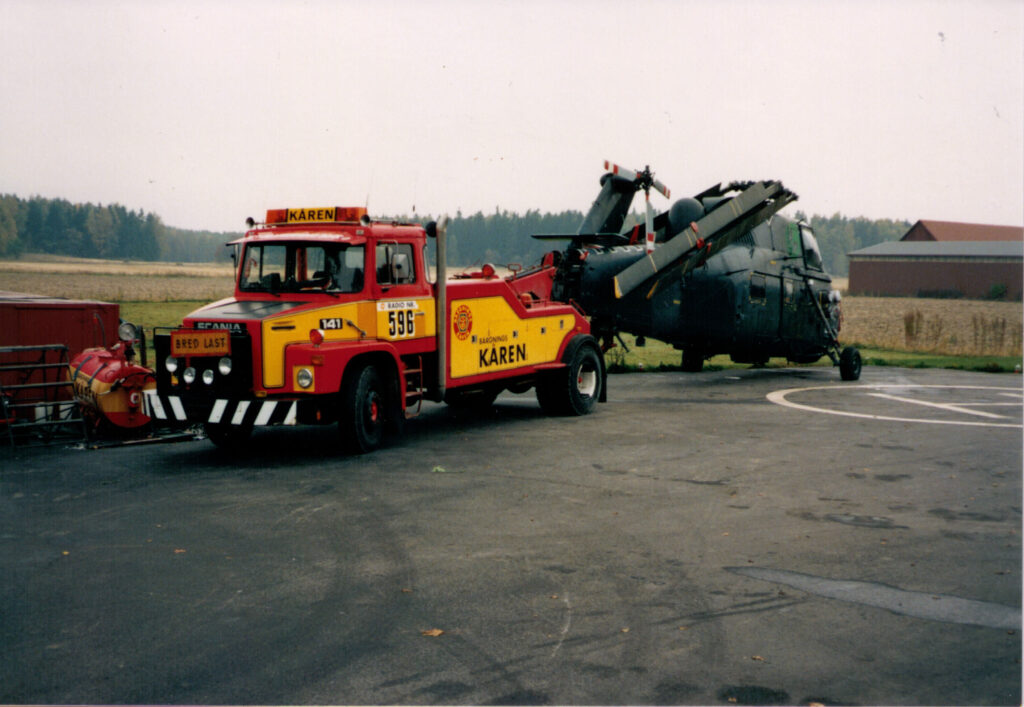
[{"x1": 534, "y1": 162, "x2": 862, "y2": 379}]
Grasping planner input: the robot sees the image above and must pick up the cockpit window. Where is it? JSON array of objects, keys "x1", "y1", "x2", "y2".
[
  {"x1": 240, "y1": 243, "x2": 365, "y2": 294},
  {"x1": 800, "y1": 225, "x2": 824, "y2": 271}
]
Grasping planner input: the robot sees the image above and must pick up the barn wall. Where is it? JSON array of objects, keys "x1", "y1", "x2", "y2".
[{"x1": 849, "y1": 259, "x2": 1023, "y2": 299}]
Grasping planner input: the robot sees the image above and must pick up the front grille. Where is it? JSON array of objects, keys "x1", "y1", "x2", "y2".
[{"x1": 154, "y1": 329, "x2": 253, "y2": 399}]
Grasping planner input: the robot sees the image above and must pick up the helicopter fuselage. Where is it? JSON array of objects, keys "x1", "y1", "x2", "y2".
[{"x1": 554, "y1": 214, "x2": 841, "y2": 366}]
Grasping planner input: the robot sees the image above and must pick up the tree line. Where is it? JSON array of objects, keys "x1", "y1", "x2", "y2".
[
  {"x1": 0, "y1": 194, "x2": 910, "y2": 275},
  {"x1": 0, "y1": 194, "x2": 236, "y2": 262},
  {"x1": 442, "y1": 207, "x2": 910, "y2": 276}
]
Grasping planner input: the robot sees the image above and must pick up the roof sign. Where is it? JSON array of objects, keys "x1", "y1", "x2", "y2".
[{"x1": 265, "y1": 207, "x2": 368, "y2": 225}]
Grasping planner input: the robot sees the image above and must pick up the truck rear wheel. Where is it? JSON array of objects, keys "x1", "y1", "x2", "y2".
[
  {"x1": 340, "y1": 363, "x2": 385, "y2": 453},
  {"x1": 537, "y1": 338, "x2": 603, "y2": 416},
  {"x1": 682, "y1": 348, "x2": 704, "y2": 372}
]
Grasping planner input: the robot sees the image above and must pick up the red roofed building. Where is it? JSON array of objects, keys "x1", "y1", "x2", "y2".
[
  {"x1": 900, "y1": 220, "x2": 1023, "y2": 243},
  {"x1": 848, "y1": 221, "x2": 1023, "y2": 299}
]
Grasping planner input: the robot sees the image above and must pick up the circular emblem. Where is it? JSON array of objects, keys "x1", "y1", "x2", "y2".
[{"x1": 453, "y1": 304, "x2": 473, "y2": 341}]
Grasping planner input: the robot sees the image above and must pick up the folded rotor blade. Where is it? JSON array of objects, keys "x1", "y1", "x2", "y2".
[
  {"x1": 651, "y1": 177, "x2": 671, "y2": 199},
  {"x1": 612, "y1": 180, "x2": 796, "y2": 299},
  {"x1": 603, "y1": 160, "x2": 637, "y2": 182}
]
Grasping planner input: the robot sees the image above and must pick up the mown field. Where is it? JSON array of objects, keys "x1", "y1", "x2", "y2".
[
  {"x1": 1, "y1": 255, "x2": 234, "y2": 302},
  {"x1": 3, "y1": 256, "x2": 1021, "y2": 371}
]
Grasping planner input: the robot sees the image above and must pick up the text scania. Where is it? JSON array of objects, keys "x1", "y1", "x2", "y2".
[{"x1": 479, "y1": 343, "x2": 527, "y2": 368}]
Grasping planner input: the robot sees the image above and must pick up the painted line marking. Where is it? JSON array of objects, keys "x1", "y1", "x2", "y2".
[
  {"x1": 767, "y1": 384, "x2": 1023, "y2": 429},
  {"x1": 254, "y1": 401, "x2": 277, "y2": 426},
  {"x1": 867, "y1": 392, "x2": 1008, "y2": 419},
  {"x1": 208, "y1": 399, "x2": 228, "y2": 424},
  {"x1": 231, "y1": 400, "x2": 250, "y2": 426},
  {"x1": 168, "y1": 396, "x2": 186, "y2": 422},
  {"x1": 550, "y1": 591, "x2": 572, "y2": 659},
  {"x1": 728, "y1": 566, "x2": 1020, "y2": 630}
]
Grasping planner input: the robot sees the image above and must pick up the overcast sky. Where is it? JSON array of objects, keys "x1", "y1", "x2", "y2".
[{"x1": 2, "y1": 0, "x2": 1021, "y2": 232}]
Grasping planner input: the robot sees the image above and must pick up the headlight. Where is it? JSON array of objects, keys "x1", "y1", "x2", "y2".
[
  {"x1": 118, "y1": 321, "x2": 139, "y2": 342},
  {"x1": 202, "y1": 369, "x2": 215, "y2": 385},
  {"x1": 183, "y1": 367, "x2": 196, "y2": 384},
  {"x1": 296, "y1": 367, "x2": 314, "y2": 389},
  {"x1": 165, "y1": 355, "x2": 178, "y2": 373},
  {"x1": 218, "y1": 357, "x2": 232, "y2": 375}
]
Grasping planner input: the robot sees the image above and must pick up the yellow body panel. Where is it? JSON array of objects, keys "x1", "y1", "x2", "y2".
[
  {"x1": 449, "y1": 296, "x2": 569, "y2": 379},
  {"x1": 261, "y1": 297, "x2": 436, "y2": 388}
]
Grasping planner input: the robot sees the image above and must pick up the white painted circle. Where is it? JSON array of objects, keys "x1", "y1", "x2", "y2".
[{"x1": 767, "y1": 384, "x2": 1023, "y2": 429}]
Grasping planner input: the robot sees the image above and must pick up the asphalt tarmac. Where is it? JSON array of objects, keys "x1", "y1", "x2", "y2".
[{"x1": 1, "y1": 366, "x2": 1021, "y2": 705}]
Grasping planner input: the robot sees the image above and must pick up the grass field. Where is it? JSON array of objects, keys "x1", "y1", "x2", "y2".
[
  {"x1": 4, "y1": 255, "x2": 1021, "y2": 372},
  {"x1": 605, "y1": 334, "x2": 1021, "y2": 375},
  {"x1": 1, "y1": 255, "x2": 235, "y2": 302}
]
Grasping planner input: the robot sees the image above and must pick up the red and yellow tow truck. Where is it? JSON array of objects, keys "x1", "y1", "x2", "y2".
[{"x1": 147, "y1": 207, "x2": 605, "y2": 452}]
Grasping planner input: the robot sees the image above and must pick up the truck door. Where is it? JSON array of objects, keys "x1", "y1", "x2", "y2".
[{"x1": 373, "y1": 241, "x2": 433, "y2": 342}]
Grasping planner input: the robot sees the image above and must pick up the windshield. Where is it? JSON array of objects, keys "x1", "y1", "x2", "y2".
[
  {"x1": 240, "y1": 242, "x2": 365, "y2": 294},
  {"x1": 800, "y1": 225, "x2": 824, "y2": 271}
]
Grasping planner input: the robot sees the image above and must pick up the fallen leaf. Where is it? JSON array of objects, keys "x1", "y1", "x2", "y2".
[
  {"x1": 401, "y1": 588, "x2": 413, "y2": 593},
  {"x1": 421, "y1": 628, "x2": 444, "y2": 637},
  {"x1": 621, "y1": 627, "x2": 630, "y2": 633},
  {"x1": 751, "y1": 655, "x2": 765, "y2": 662},
  {"x1": 173, "y1": 548, "x2": 187, "y2": 554},
  {"x1": 678, "y1": 626, "x2": 688, "y2": 631}
]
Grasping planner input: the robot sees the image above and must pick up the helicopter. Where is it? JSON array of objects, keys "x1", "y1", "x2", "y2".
[{"x1": 533, "y1": 161, "x2": 862, "y2": 380}]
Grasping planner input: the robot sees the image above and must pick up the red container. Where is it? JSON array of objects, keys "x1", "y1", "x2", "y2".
[{"x1": 0, "y1": 291, "x2": 120, "y2": 402}]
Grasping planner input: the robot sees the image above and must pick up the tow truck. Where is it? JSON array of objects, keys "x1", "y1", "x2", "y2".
[{"x1": 146, "y1": 207, "x2": 606, "y2": 452}]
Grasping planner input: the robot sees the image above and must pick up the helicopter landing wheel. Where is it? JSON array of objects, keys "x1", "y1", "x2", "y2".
[
  {"x1": 839, "y1": 346, "x2": 862, "y2": 381},
  {"x1": 681, "y1": 349, "x2": 704, "y2": 373}
]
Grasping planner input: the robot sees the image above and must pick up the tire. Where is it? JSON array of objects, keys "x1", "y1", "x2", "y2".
[
  {"x1": 682, "y1": 348, "x2": 704, "y2": 372},
  {"x1": 536, "y1": 338, "x2": 603, "y2": 416},
  {"x1": 204, "y1": 422, "x2": 252, "y2": 450},
  {"x1": 340, "y1": 363, "x2": 385, "y2": 453},
  {"x1": 839, "y1": 346, "x2": 862, "y2": 381}
]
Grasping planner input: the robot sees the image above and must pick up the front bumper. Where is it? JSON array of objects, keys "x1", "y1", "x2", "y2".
[{"x1": 144, "y1": 391, "x2": 298, "y2": 427}]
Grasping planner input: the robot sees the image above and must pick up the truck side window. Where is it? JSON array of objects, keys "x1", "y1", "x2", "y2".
[
  {"x1": 376, "y1": 243, "x2": 416, "y2": 285},
  {"x1": 339, "y1": 246, "x2": 365, "y2": 292}
]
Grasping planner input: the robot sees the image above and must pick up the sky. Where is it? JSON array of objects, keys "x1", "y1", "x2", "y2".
[{"x1": 1, "y1": 0, "x2": 1022, "y2": 233}]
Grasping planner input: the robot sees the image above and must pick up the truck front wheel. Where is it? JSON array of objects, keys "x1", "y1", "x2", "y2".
[
  {"x1": 537, "y1": 339, "x2": 603, "y2": 416},
  {"x1": 340, "y1": 363, "x2": 385, "y2": 453},
  {"x1": 204, "y1": 422, "x2": 252, "y2": 450}
]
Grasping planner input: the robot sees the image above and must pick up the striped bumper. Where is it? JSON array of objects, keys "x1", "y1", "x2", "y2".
[{"x1": 144, "y1": 390, "x2": 298, "y2": 427}]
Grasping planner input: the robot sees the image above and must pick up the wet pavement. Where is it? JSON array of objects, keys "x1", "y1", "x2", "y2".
[{"x1": 1, "y1": 366, "x2": 1020, "y2": 705}]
